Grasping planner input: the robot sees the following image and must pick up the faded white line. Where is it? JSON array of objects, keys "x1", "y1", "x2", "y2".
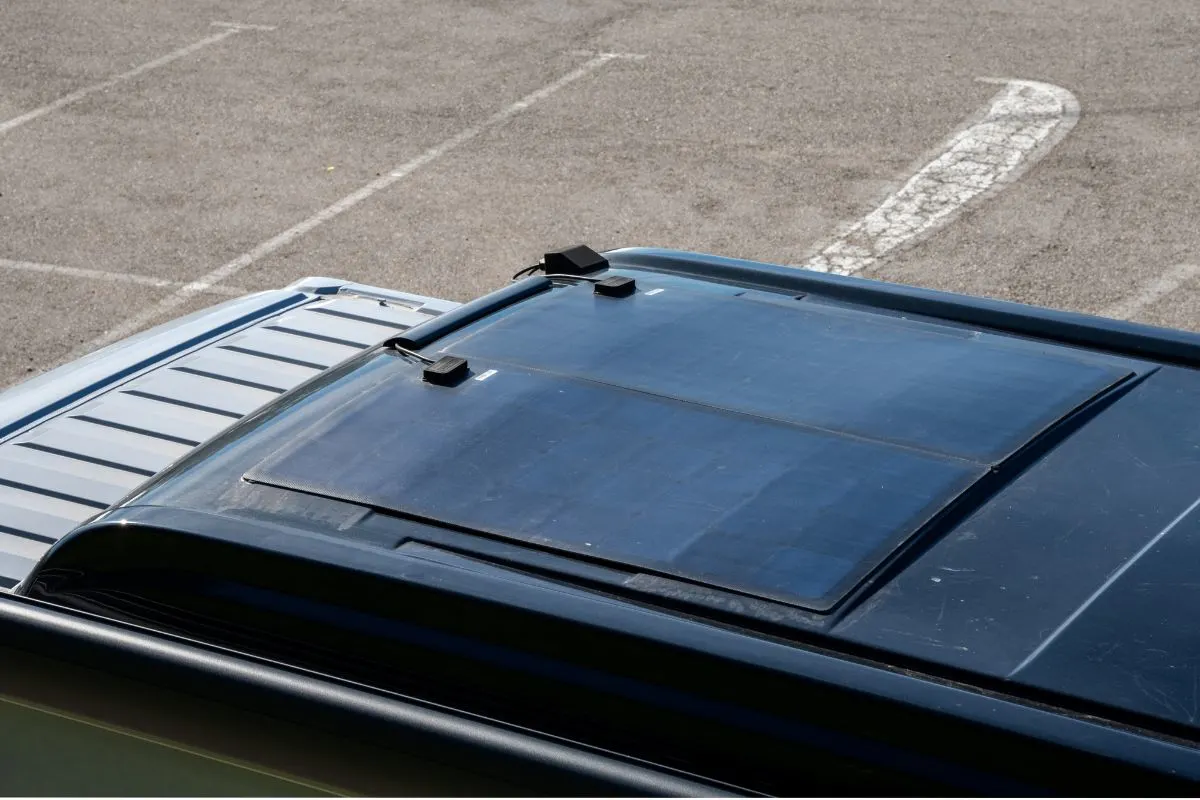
[
  {"x1": 803, "y1": 79, "x2": 1079, "y2": 275},
  {"x1": 1103, "y1": 263, "x2": 1200, "y2": 321},
  {"x1": 76, "y1": 52, "x2": 638, "y2": 355},
  {"x1": 0, "y1": 23, "x2": 267, "y2": 137},
  {"x1": 209, "y1": 21, "x2": 277, "y2": 31},
  {"x1": 0, "y1": 258, "x2": 245, "y2": 297},
  {"x1": 566, "y1": 49, "x2": 649, "y2": 61}
]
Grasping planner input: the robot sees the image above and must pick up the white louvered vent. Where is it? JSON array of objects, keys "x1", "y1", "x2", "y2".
[{"x1": 0, "y1": 293, "x2": 450, "y2": 588}]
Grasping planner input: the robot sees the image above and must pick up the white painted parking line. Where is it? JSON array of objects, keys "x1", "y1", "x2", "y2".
[
  {"x1": 802, "y1": 78, "x2": 1079, "y2": 276},
  {"x1": 566, "y1": 50, "x2": 649, "y2": 61},
  {"x1": 0, "y1": 23, "x2": 269, "y2": 137},
  {"x1": 0, "y1": 258, "x2": 245, "y2": 297},
  {"x1": 1103, "y1": 263, "x2": 1200, "y2": 321},
  {"x1": 76, "y1": 52, "x2": 642, "y2": 355},
  {"x1": 209, "y1": 22, "x2": 277, "y2": 31}
]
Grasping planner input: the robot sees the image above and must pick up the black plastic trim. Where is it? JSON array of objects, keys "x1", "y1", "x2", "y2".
[
  {"x1": 0, "y1": 592, "x2": 735, "y2": 798},
  {"x1": 23, "y1": 507, "x2": 1200, "y2": 795},
  {"x1": 606, "y1": 249, "x2": 1200, "y2": 369}
]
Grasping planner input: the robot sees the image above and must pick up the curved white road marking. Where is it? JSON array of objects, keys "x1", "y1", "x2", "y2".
[
  {"x1": 1103, "y1": 263, "x2": 1200, "y2": 321},
  {"x1": 803, "y1": 78, "x2": 1080, "y2": 276}
]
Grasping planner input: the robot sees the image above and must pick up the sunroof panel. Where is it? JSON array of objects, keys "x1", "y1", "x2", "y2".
[
  {"x1": 247, "y1": 361, "x2": 982, "y2": 610},
  {"x1": 442, "y1": 285, "x2": 1133, "y2": 464}
]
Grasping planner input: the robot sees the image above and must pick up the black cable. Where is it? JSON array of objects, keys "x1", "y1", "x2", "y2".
[
  {"x1": 388, "y1": 343, "x2": 436, "y2": 364},
  {"x1": 511, "y1": 263, "x2": 543, "y2": 280},
  {"x1": 511, "y1": 264, "x2": 604, "y2": 285}
]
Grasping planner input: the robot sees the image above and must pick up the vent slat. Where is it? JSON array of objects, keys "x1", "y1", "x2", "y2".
[
  {"x1": 221, "y1": 327, "x2": 362, "y2": 369},
  {"x1": 0, "y1": 447, "x2": 144, "y2": 495},
  {"x1": 0, "y1": 531, "x2": 52, "y2": 561},
  {"x1": 20, "y1": 418, "x2": 188, "y2": 473},
  {"x1": 271, "y1": 307, "x2": 403, "y2": 348},
  {"x1": 73, "y1": 394, "x2": 233, "y2": 445},
  {"x1": 124, "y1": 369, "x2": 277, "y2": 417},
  {"x1": 0, "y1": 456, "x2": 126, "y2": 508},
  {"x1": 308, "y1": 298, "x2": 429, "y2": 331},
  {"x1": 173, "y1": 347, "x2": 319, "y2": 393},
  {"x1": 0, "y1": 484, "x2": 97, "y2": 539}
]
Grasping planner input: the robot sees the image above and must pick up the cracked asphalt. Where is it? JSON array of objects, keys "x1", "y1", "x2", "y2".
[{"x1": 2, "y1": 0, "x2": 1200, "y2": 389}]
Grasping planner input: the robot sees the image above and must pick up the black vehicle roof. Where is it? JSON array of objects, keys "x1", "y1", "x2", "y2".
[
  {"x1": 24, "y1": 247, "x2": 1200, "y2": 789},
  {"x1": 243, "y1": 279, "x2": 1134, "y2": 612}
]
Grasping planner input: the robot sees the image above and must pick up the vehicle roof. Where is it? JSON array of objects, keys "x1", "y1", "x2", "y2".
[
  {"x1": 245, "y1": 276, "x2": 1131, "y2": 613},
  {"x1": 23, "y1": 248, "x2": 1200, "y2": 774}
]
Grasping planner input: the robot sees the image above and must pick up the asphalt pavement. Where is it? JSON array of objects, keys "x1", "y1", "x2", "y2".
[{"x1": 2, "y1": 0, "x2": 1199, "y2": 388}]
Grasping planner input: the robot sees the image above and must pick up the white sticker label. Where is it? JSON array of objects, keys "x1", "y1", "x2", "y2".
[
  {"x1": 474, "y1": 369, "x2": 498, "y2": 382},
  {"x1": 645, "y1": 288, "x2": 665, "y2": 296}
]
